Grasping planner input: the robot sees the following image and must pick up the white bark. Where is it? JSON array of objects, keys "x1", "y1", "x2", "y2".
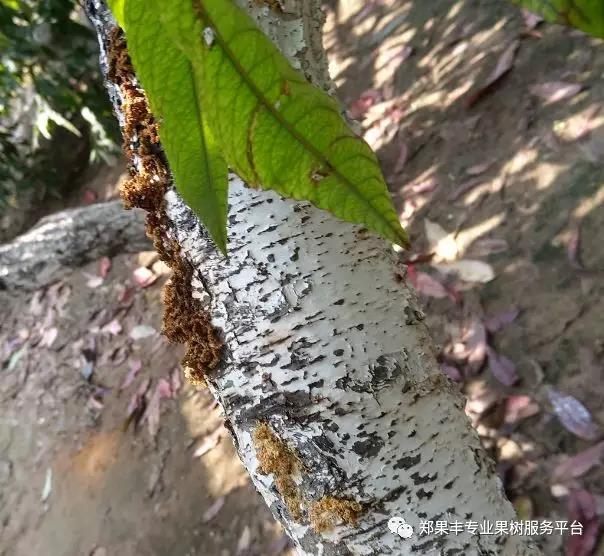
[{"x1": 87, "y1": 1, "x2": 541, "y2": 554}]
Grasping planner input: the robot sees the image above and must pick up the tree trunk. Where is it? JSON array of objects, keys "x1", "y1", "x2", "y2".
[{"x1": 86, "y1": 1, "x2": 541, "y2": 554}]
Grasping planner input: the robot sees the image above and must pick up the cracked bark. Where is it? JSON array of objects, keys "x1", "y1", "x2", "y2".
[
  {"x1": 0, "y1": 201, "x2": 148, "y2": 290},
  {"x1": 87, "y1": 1, "x2": 541, "y2": 554}
]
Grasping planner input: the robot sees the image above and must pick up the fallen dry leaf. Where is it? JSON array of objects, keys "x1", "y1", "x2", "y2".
[
  {"x1": 552, "y1": 441, "x2": 604, "y2": 482},
  {"x1": 410, "y1": 269, "x2": 449, "y2": 299},
  {"x1": 448, "y1": 178, "x2": 484, "y2": 201},
  {"x1": 392, "y1": 141, "x2": 409, "y2": 175},
  {"x1": 545, "y1": 386, "x2": 600, "y2": 440},
  {"x1": 466, "y1": 40, "x2": 519, "y2": 107},
  {"x1": 459, "y1": 320, "x2": 488, "y2": 372},
  {"x1": 424, "y1": 219, "x2": 460, "y2": 262},
  {"x1": 202, "y1": 496, "x2": 225, "y2": 523},
  {"x1": 193, "y1": 427, "x2": 223, "y2": 458},
  {"x1": 504, "y1": 395, "x2": 540, "y2": 424},
  {"x1": 465, "y1": 161, "x2": 492, "y2": 176},
  {"x1": 133, "y1": 267, "x2": 158, "y2": 288},
  {"x1": 170, "y1": 368, "x2": 182, "y2": 395},
  {"x1": 101, "y1": 318, "x2": 122, "y2": 336},
  {"x1": 129, "y1": 325, "x2": 157, "y2": 340},
  {"x1": 86, "y1": 275, "x2": 104, "y2": 289},
  {"x1": 98, "y1": 257, "x2": 112, "y2": 279},
  {"x1": 348, "y1": 89, "x2": 382, "y2": 120},
  {"x1": 433, "y1": 259, "x2": 495, "y2": 283},
  {"x1": 40, "y1": 327, "x2": 58, "y2": 348},
  {"x1": 530, "y1": 82, "x2": 582, "y2": 105},
  {"x1": 467, "y1": 238, "x2": 509, "y2": 257},
  {"x1": 568, "y1": 223, "x2": 583, "y2": 270},
  {"x1": 487, "y1": 347, "x2": 518, "y2": 386},
  {"x1": 120, "y1": 359, "x2": 142, "y2": 391},
  {"x1": 566, "y1": 490, "x2": 600, "y2": 556},
  {"x1": 484, "y1": 307, "x2": 520, "y2": 334},
  {"x1": 441, "y1": 363, "x2": 463, "y2": 382}
]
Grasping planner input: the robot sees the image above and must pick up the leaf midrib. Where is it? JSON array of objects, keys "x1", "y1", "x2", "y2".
[
  {"x1": 192, "y1": 0, "x2": 404, "y2": 242},
  {"x1": 188, "y1": 61, "x2": 227, "y2": 250}
]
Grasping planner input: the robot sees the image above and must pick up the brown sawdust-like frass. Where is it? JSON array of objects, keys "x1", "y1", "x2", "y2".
[
  {"x1": 107, "y1": 28, "x2": 222, "y2": 385},
  {"x1": 252, "y1": 423, "x2": 364, "y2": 529},
  {"x1": 252, "y1": 423, "x2": 303, "y2": 520},
  {"x1": 308, "y1": 496, "x2": 362, "y2": 533}
]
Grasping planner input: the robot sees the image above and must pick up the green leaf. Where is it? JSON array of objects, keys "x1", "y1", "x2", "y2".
[
  {"x1": 113, "y1": 0, "x2": 229, "y2": 253},
  {"x1": 512, "y1": 0, "x2": 604, "y2": 38},
  {"x1": 160, "y1": 0, "x2": 409, "y2": 248}
]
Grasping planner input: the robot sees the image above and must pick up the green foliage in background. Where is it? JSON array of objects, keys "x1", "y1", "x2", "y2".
[
  {"x1": 512, "y1": 0, "x2": 604, "y2": 37},
  {"x1": 111, "y1": 0, "x2": 409, "y2": 253},
  {"x1": 0, "y1": 0, "x2": 117, "y2": 209}
]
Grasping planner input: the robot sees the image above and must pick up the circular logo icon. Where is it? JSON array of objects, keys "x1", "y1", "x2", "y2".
[{"x1": 388, "y1": 516, "x2": 414, "y2": 539}]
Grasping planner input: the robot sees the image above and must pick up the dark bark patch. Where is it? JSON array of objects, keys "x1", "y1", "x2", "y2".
[{"x1": 394, "y1": 453, "x2": 421, "y2": 470}]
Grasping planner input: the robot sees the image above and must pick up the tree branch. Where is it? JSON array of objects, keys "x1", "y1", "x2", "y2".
[{"x1": 0, "y1": 201, "x2": 149, "y2": 290}]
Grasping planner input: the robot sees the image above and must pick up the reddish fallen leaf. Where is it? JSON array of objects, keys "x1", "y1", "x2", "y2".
[
  {"x1": 133, "y1": 267, "x2": 158, "y2": 288},
  {"x1": 441, "y1": 363, "x2": 463, "y2": 382},
  {"x1": 119, "y1": 359, "x2": 142, "y2": 391},
  {"x1": 202, "y1": 496, "x2": 226, "y2": 522},
  {"x1": 552, "y1": 441, "x2": 604, "y2": 481},
  {"x1": 466, "y1": 40, "x2": 519, "y2": 107},
  {"x1": 484, "y1": 307, "x2": 520, "y2": 334},
  {"x1": 503, "y1": 394, "x2": 539, "y2": 424},
  {"x1": 411, "y1": 270, "x2": 449, "y2": 299},
  {"x1": 568, "y1": 223, "x2": 583, "y2": 270},
  {"x1": 157, "y1": 377, "x2": 173, "y2": 399},
  {"x1": 98, "y1": 257, "x2": 112, "y2": 279},
  {"x1": 348, "y1": 89, "x2": 382, "y2": 120},
  {"x1": 566, "y1": 490, "x2": 600, "y2": 556},
  {"x1": 530, "y1": 82, "x2": 582, "y2": 104},
  {"x1": 487, "y1": 346, "x2": 518, "y2": 386},
  {"x1": 193, "y1": 427, "x2": 223, "y2": 458},
  {"x1": 546, "y1": 386, "x2": 600, "y2": 440}
]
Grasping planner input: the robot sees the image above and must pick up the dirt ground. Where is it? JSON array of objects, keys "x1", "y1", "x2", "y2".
[{"x1": 1, "y1": 0, "x2": 603, "y2": 555}]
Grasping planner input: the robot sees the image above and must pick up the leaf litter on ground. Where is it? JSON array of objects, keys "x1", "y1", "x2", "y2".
[
  {"x1": 202, "y1": 496, "x2": 226, "y2": 523},
  {"x1": 487, "y1": 346, "x2": 519, "y2": 386},
  {"x1": 530, "y1": 82, "x2": 583, "y2": 104},
  {"x1": 552, "y1": 441, "x2": 604, "y2": 482},
  {"x1": 545, "y1": 385, "x2": 600, "y2": 441},
  {"x1": 466, "y1": 40, "x2": 520, "y2": 107}
]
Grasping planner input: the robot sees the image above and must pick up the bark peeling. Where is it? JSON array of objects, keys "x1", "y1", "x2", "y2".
[{"x1": 87, "y1": 1, "x2": 541, "y2": 554}]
